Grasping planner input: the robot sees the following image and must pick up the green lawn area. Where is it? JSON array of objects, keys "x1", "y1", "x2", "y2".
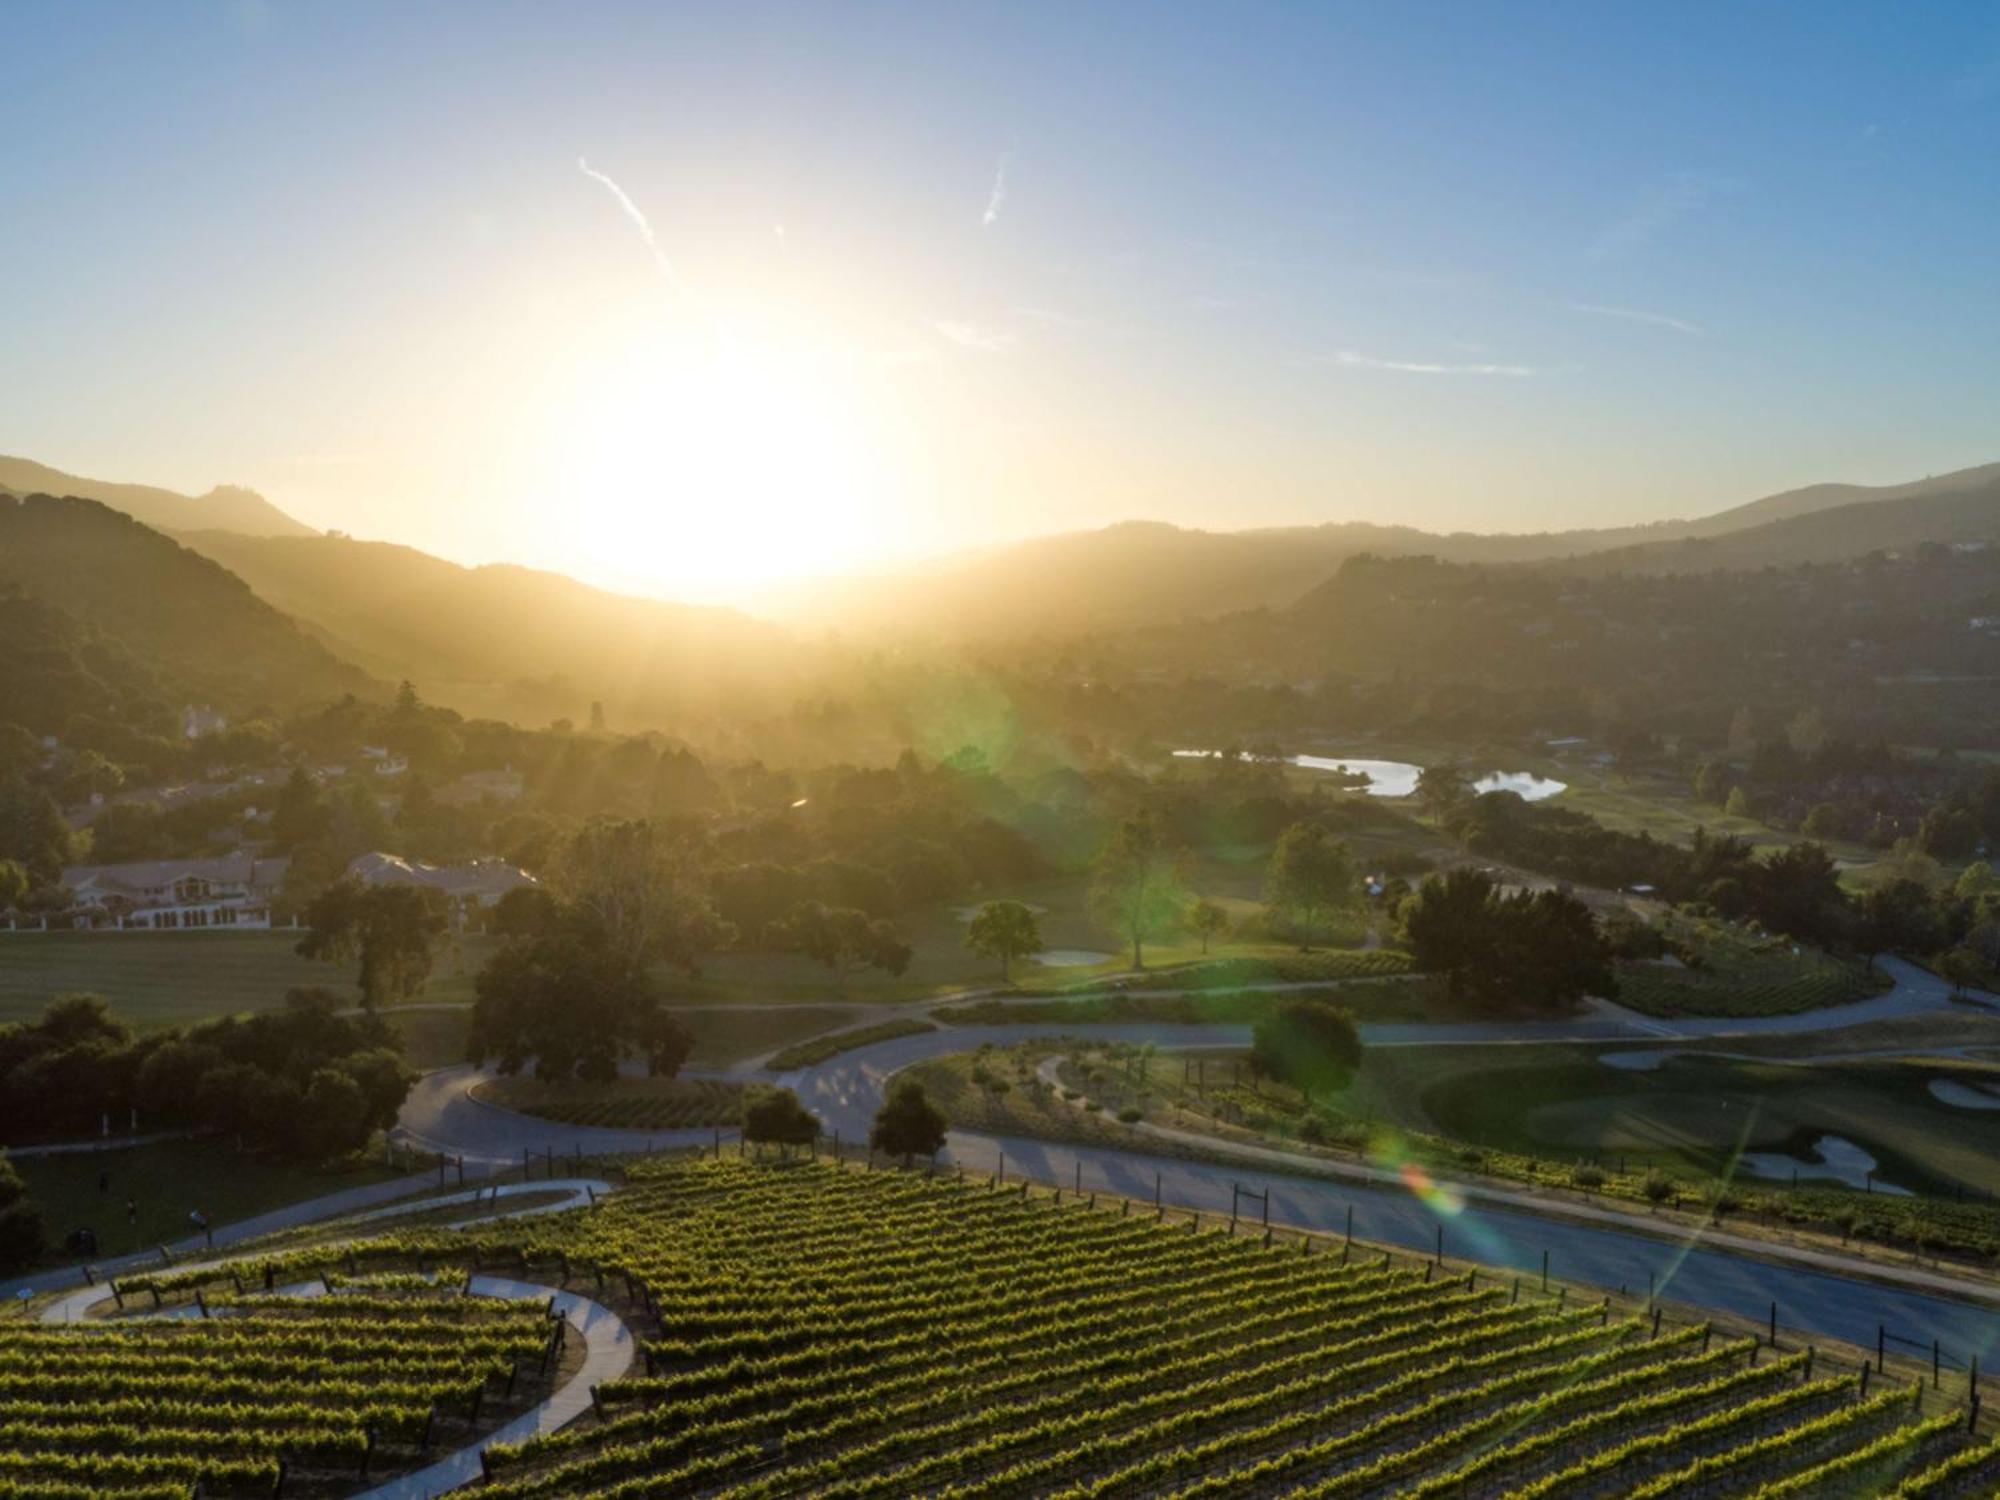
[
  {"x1": 388, "y1": 1003, "x2": 862, "y2": 1072},
  {"x1": 0, "y1": 931, "x2": 496, "y2": 1028},
  {"x1": 12, "y1": 1138, "x2": 408, "y2": 1263},
  {"x1": 469, "y1": 1075, "x2": 746, "y2": 1131},
  {"x1": 1357, "y1": 1044, "x2": 2000, "y2": 1197},
  {"x1": 764, "y1": 1018, "x2": 936, "y2": 1070}
]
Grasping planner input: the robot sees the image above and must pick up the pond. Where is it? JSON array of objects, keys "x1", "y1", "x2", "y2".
[
  {"x1": 1929, "y1": 1078, "x2": 2000, "y2": 1111},
  {"x1": 1737, "y1": 1134, "x2": 1911, "y2": 1195},
  {"x1": 1175, "y1": 751, "x2": 1566, "y2": 801}
]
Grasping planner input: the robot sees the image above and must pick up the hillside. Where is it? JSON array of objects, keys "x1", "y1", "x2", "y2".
[
  {"x1": 175, "y1": 529, "x2": 802, "y2": 728},
  {"x1": 78, "y1": 1156, "x2": 2000, "y2": 1498},
  {"x1": 768, "y1": 461, "x2": 2000, "y2": 637},
  {"x1": 1549, "y1": 475, "x2": 2000, "y2": 576},
  {"x1": 0, "y1": 455, "x2": 313, "y2": 538},
  {"x1": 0, "y1": 494, "x2": 372, "y2": 715}
]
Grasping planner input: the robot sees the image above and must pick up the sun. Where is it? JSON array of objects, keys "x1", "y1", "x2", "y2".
[{"x1": 548, "y1": 315, "x2": 902, "y2": 598}]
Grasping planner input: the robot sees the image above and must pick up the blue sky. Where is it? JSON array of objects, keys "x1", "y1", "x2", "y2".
[{"x1": 4, "y1": 3, "x2": 1998, "y2": 597}]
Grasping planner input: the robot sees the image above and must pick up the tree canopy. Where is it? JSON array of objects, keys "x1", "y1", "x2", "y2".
[
  {"x1": 295, "y1": 879, "x2": 449, "y2": 1008},
  {"x1": 742, "y1": 1085, "x2": 821, "y2": 1153},
  {"x1": 1403, "y1": 868, "x2": 1614, "y2": 1017},
  {"x1": 965, "y1": 899, "x2": 1043, "y2": 981},
  {"x1": 1249, "y1": 999, "x2": 1362, "y2": 1100},
  {"x1": 1089, "y1": 812, "x2": 1187, "y2": 970},
  {"x1": 870, "y1": 1078, "x2": 947, "y2": 1163},
  {"x1": 1263, "y1": 822, "x2": 1358, "y2": 947}
]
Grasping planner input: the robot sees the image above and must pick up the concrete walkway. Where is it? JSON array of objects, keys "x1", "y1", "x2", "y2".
[
  {"x1": 356, "y1": 1277, "x2": 631, "y2": 1500},
  {"x1": 32, "y1": 1178, "x2": 614, "y2": 1323},
  {"x1": 1, "y1": 1169, "x2": 445, "y2": 1301}
]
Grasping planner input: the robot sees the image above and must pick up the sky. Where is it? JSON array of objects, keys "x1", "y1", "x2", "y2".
[{"x1": 5, "y1": 2, "x2": 2000, "y2": 602}]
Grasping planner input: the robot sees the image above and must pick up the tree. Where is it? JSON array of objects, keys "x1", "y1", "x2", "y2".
[
  {"x1": 965, "y1": 900, "x2": 1043, "y2": 981},
  {"x1": 1723, "y1": 786, "x2": 1753, "y2": 819},
  {"x1": 1263, "y1": 823, "x2": 1358, "y2": 948},
  {"x1": 1799, "y1": 803, "x2": 1843, "y2": 841},
  {"x1": 0, "y1": 858, "x2": 25, "y2": 910},
  {"x1": 469, "y1": 927, "x2": 692, "y2": 1081},
  {"x1": 0, "y1": 1151, "x2": 43, "y2": 1273},
  {"x1": 296, "y1": 880, "x2": 449, "y2": 1008},
  {"x1": 870, "y1": 1078, "x2": 947, "y2": 1165},
  {"x1": 269, "y1": 767, "x2": 329, "y2": 849},
  {"x1": 1693, "y1": 763, "x2": 1730, "y2": 805},
  {"x1": 1089, "y1": 813, "x2": 1187, "y2": 970},
  {"x1": 1188, "y1": 898, "x2": 1229, "y2": 955},
  {"x1": 470, "y1": 819, "x2": 716, "y2": 1083},
  {"x1": 741, "y1": 1085, "x2": 821, "y2": 1155},
  {"x1": 1403, "y1": 868, "x2": 1613, "y2": 1017},
  {"x1": 1414, "y1": 765, "x2": 1471, "y2": 826},
  {"x1": 554, "y1": 818, "x2": 729, "y2": 980},
  {"x1": 767, "y1": 902, "x2": 912, "y2": 992},
  {"x1": 1249, "y1": 1000, "x2": 1361, "y2": 1100},
  {"x1": 1401, "y1": 867, "x2": 1496, "y2": 1004},
  {"x1": 1936, "y1": 947, "x2": 1986, "y2": 997}
]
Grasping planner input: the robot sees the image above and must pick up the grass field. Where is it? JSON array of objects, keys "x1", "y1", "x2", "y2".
[
  {"x1": 762, "y1": 1017, "x2": 936, "y2": 1069},
  {"x1": 470, "y1": 1074, "x2": 747, "y2": 1131},
  {"x1": 0, "y1": 930, "x2": 497, "y2": 1027},
  {"x1": 389, "y1": 1004, "x2": 863, "y2": 1073},
  {"x1": 12, "y1": 1137, "x2": 409, "y2": 1261},
  {"x1": 189, "y1": 1157, "x2": 1994, "y2": 1498}
]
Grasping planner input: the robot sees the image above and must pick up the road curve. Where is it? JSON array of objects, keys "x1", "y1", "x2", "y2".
[{"x1": 395, "y1": 954, "x2": 2000, "y2": 1361}]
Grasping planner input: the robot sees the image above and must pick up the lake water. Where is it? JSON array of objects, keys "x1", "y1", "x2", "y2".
[
  {"x1": 1738, "y1": 1134, "x2": 1911, "y2": 1195},
  {"x1": 1929, "y1": 1078, "x2": 2000, "y2": 1111},
  {"x1": 1175, "y1": 751, "x2": 1566, "y2": 801},
  {"x1": 1033, "y1": 949, "x2": 1116, "y2": 968}
]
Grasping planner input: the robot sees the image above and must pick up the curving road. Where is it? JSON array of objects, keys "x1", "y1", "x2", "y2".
[{"x1": 389, "y1": 955, "x2": 2000, "y2": 1363}]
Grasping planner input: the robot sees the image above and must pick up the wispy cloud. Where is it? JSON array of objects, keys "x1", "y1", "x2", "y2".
[
  {"x1": 578, "y1": 157, "x2": 681, "y2": 289},
  {"x1": 1587, "y1": 173, "x2": 1723, "y2": 261},
  {"x1": 1314, "y1": 349, "x2": 1535, "y2": 377},
  {"x1": 981, "y1": 154, "x2": 1010, "y2": 228},
  {"x1": 1568, "y1": 301, "x2": 1703, "y2": 336},
  {"x1": 933, "y1": 319, "x2": 1019, "y2": 354}
]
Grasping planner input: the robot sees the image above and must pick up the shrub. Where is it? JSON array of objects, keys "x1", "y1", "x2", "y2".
[
  {"x1": 1571, "y1": 1163, "x2": 1605, "y2": 1190},
  {"x1": 1116, "y1": 1107, "x2": 1142, "y2": 1124},
  {"x1": 1643, "y1": 1169, "x2": 1675, "y2": 1204}
]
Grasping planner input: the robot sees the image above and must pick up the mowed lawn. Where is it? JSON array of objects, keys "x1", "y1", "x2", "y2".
[
  {"x1": 0, "y1": 931, "x2": 497, "y2": 1028},
  {"x1": 14, "y1": 1138, "x2": 411, "y2": 1261}
]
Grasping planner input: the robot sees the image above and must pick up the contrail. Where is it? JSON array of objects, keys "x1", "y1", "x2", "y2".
[
  {"x1": 982, "y1": 154, "x2": 1009, "y2": 227},
  {"x1": 579, "y1": 157, "x2": 681, "y2": 289}
]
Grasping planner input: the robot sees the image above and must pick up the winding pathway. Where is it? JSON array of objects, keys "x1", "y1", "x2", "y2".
[{"x1": 392, "y1": 955, "x2": 2000, "y2": 1363}]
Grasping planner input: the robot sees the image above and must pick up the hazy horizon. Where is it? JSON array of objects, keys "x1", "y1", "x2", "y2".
[{"x1": 8, "y1": 2, "x2": 2000, "y2": 603}]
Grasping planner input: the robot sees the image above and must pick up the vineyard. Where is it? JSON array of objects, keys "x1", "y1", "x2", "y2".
[
  {"x1": 0, "y1": 1284, "x2": 555, "y2": 1498},
  {"x1": 470, "y1": 1075, "x2": 748, "y2": 1130},
  {"x1": 130, "y1": 1157, "x2": 1983, "y2": 1498},
  {"x1": 26, "y1": 1157, "x2": 2000, "y2": 1496}
]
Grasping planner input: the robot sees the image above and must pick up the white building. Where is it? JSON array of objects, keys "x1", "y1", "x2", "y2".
[{"x1": 58, "y1": 853, "x2": 291, "y2": 931}]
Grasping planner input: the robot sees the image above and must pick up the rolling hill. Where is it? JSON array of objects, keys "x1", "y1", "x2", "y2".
[
  {"x1": 0, "y1": 456, "x2": 314, "y2": 539},
  {"x1": 0, "y1": 494, "x2": 372, "y2": 718},
  {"x1": 766, "y1": 461, "x2": 2000, "y2": 637},
  {"x1": 173, "y1": 529, "x2": 803, "y2": 727}
]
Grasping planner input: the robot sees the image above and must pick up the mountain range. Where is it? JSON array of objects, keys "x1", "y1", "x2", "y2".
[
  {"x1": 0, "y1": 456, "x2": 314, "y2": 539},
  {"x1": 765, "y1": 461, "x2": 2000, "y2": 637},
  {"x1": 3, "y1": 453, "x2": 1996, "y2": 735}
]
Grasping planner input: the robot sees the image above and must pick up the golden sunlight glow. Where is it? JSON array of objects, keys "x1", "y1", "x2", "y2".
[{"x1": 547, "y1": 311, "x2": 911, "y2": 596}]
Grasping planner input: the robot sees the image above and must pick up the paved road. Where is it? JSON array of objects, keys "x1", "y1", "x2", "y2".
[{"x1": 387, "y1": 955, "x2": 2000, "y2": 1361}]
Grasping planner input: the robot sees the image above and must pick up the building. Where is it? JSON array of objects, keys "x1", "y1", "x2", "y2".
[
  {"x1": 345, "y1": 851, "x2": 538, "y2": 925},
  {"x1": 57, "y1": 853, "x2": 291, "y2": 931}
]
